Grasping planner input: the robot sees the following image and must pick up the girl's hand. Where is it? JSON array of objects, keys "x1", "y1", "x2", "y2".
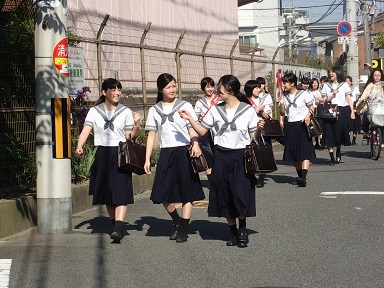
[
  {"x1": 75, "y1": 146, "x2": 83, "y2": 157},
  {"x1": 133, "y1": 112, "x2": 141, "y2": 126},
  {"x1": 303, "y1": 116, "x2": 311, "y2": 126},
  {"x1": 257, "y1": 119, "x2": 265, "y2": 129},
  {"x1": 190, "y1": 142, "x2": 202, "y2": 158},
  {"x1": 178, "y1": 109, "x2": 191, "y2": 120},
  {"x1": 144, "y1": 160, "x2": 151, "y2": 174},
  {"x1": 256, "y1": 104, "x2": 265, "y2": 112}
]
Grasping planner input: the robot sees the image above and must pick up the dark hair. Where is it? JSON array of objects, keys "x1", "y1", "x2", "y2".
[
  {"x1": 331, "y1": 66, "x2": 345, "y2": 83},
  {"x1": 345, "y1": 76, "x2": 353, "y2": 83},
  {"x1": 301, "y1": 77, "x2": 310, "y2": 84},
  {"x1": 244, "y1": 80, "x2": 261, "y2": 98},
  {"x1": 255, "y1": 76, "x2": 268, "y2": 93},
  {"x1": 156, "y1": 73, "x2": 176, "y2": 103},
  {"x1": 96, "y1": 78, "x2": 122, "y2": 105},
  {"x1": 363, "y1": 68, "x2": 384, "y2": 90},
  {"x1": 309, "y1": 78, "x2": 319, "y2": 91},
  {"x1": 282, "y1": 72, "x2": 297, "y2": 87},
  {"x1": 200, "y1": 77, "x2": 215, "y2": 92},
  {"x1": 320, "y1": 76, "x2": 328, "y2": 83},
  {"x1": 217, "y1": 75, "x2": 249, "y2": 104}
]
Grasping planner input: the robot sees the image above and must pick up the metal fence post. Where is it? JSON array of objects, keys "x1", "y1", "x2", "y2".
[
  {"x1": 96, "y1": 14, "x2": 110, "y2": 93},
  {"x1": 175, "y1": 29, "x2": 186, "y2": 99},
  {"x1": 140, "y1": 22, "x2": 152, "y2": 119},
  {"x1": 230, "y1": 39, "x2": 239, "y2": 75},
  {"x1": 202, "y1": 35, "x2": 211, "y2": 78}
]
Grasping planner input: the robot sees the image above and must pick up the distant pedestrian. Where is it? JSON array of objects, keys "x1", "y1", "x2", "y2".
[
  {"x1": 278, "y1": 72, "x2": 316, "y2": 187},
  {"x1": 75, "y1": 78, "x2": 141, "y2": 243},
  {"x1": 194, "y1": 77, "x2": 218, "y2": 184},
  {"x1": 244, "y1": 79, "x2": 272, "y2": 188},
  {"x1": 345, "y1": 76, "x2": 361, "y2": 145},
  {"x1": 144, "y1": 73, "x2": 204, "y2": 243},
  {"x1": 321, "y1": 67, "x2": 355, "y2": 165},
  {"x1": 309, "y1": 78, "x2": 324, "y2": 149},
  {"x1": 179, "y1": 74, "x2": 264, "y2": 248}
]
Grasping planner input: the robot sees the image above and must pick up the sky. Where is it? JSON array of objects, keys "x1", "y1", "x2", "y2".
[
  {"x1": 280, "y1": 0, "x2": 384, "y2": 24},
  {"x1": 281, "y1": 0, "x2": 344, "y2": 23}
]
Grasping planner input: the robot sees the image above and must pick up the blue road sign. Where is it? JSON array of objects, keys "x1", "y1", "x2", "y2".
[{"x1": 337, "y1": 21, "x2": 352, "y2": 37}]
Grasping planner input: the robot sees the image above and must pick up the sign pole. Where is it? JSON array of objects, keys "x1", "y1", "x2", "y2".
[
  {"x1": 34, "y1": 0, "x2": 72, "y2": 234},
  {"x1": 346, "y1": 0, "x2": 359, "y2": 84}
]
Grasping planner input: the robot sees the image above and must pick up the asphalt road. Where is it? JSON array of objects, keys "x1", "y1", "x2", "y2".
[{"x1": 1, "y1": 135, "x2": 384, "y2": 288}]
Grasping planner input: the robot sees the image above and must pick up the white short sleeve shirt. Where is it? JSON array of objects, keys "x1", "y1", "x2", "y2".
[
  {"x1": 84, "y1": 103, "x2": 134, "y2": 146},
  {"x1": 201, "y1": 102, "x2": 260, "y2": 149},
  {"x1": 283, "y1": 90, "x2": 314, "y2": 122},
  {"x1": 256, "y1": 93, "x2": 273, "y2": 114},
  {"x1": 321, "y1": 82, "x2": 352, "y2": 107},
  {"x1": 145, "y1": 99, "x2": 198, "y2": 148}
]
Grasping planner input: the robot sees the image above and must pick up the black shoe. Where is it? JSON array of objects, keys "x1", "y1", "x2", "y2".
[
  {"x1": 257, "y1": 181, "x2": 265, "y2": 188},
  {"x1": 176, "y1": 232, "x2": 188, "y2": 243},
  {"x1": 226, "y1": 234, "x2": 238, "y2": 246},
  {"x1": 296, "y1": 178, "x2": 307, "y2": 187},
  {"x1": 169, "y1": 224, "x2": 180, "y2": 240},
  {"x1": 314, "y1": 144, "x2": 321, "y2": 149},
  {"x1": 292, "y1": 177, "x2": 299, "y2": 185},
  {"x1": 237, "y1": 227, "x2": 249, "y2": 248},
  {"x1": 110, "y1": 231, "x2": 122, "y2": 243},
  {"x1": 335, "y1": 157, "x2": 341, "y2": 164}
]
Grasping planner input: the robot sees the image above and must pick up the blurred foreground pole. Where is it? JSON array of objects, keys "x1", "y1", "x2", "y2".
[{"x1": 34, "y1": 0, "x2": 72, "y2": 234}]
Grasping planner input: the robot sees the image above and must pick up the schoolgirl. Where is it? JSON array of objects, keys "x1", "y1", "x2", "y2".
[
  {"x1": 194, "y1": 77, "x2": 219, "y2": 179},
  {"x1": 144, "y1": 73, "x2": 204, "y2": 243},
  {"x1": 278, "y1": 72, "x2": 316, "y2": 187},
  {"x1": 179, "y1": 75, "x2": 264, "y2": 248},
  {"x1": 309, "y1": 78, "x2": 324, "y2": 149},
  {"x1": 244, "y1": 79, "x2": 271, "y2": 188},
  {"x1": 321, "y1": 67, "x2": 355, "y2": 165},
  {"x1": 75, "y1": 78, "x2": 141, "y2": 243},
  {"x1": 255, "y1": 76, "x2": 274, "y2": 118},
  {"x1": 345, "y1": 76, "x2": 361, "y2": 145}
]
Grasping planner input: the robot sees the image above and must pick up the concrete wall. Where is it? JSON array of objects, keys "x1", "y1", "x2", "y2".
[{"x1": 0, "y1": 172, "x2": 155, "y2": 239}]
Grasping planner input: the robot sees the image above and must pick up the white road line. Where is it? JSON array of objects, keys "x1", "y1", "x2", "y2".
[
  {"x1": 320, "y1": 191, "x2": 384, "y2": 198},
  {"x1": 0, "y1": 259, "x2": 12, "y2": 288}
]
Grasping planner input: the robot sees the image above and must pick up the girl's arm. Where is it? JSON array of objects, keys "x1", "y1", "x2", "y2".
[
  {"x1": 144, "y1": 131, "x2": 156, "y2": 174},
  {"x1": 75, "y1": 125, "x2": 92, "y2": 156},
  {"x1": 188, "y1": 127, "x2": 202, "y2": 157},
  {"x1": 178, "y1": 110, "x2": 208, "y2": 136},
  {"x1": 128, "y1": 112, "x2": 141, "y2": 140}
]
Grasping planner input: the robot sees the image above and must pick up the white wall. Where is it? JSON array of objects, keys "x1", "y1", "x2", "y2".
[
  {"x1": 238, "y1": 0, "x2": 283, "y2": 62},
  {"x1": 68, "y1": 0, "x2": 239, "y2": 39}
]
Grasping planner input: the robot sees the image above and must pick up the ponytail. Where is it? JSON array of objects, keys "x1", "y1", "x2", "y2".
[{"x1": 95, "y1": 95, "x2": 106, "y2": 105}]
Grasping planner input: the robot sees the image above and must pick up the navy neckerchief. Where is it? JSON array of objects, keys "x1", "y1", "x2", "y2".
[
  {"x1": 215, "y1": 102, "x2": 252, "y2": 136},
  {"x1": 94, "y1": 103, "x2": 127, "y2": 131},
  {"x1": 284, "y1": 90, "x2": 304, "y2": 114},
  {"x1": 153, "y1": 98, "x2": 186, "y2": 125}
]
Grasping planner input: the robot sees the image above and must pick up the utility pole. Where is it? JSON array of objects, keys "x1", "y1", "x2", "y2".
[
  {"x1": 34, "y1": 0, "x2": 72, "y2": 234},
  {"x1": 292, "y1": 0, "x2": 297, "y2": 63},
  {"x1": 346, "y1": 0, "x2": 359, "y2": 84},
  {"x1": 362, "y1": 1, "x2": 372, "y2": 66}
]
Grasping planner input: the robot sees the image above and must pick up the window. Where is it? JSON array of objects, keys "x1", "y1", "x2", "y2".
[{"x1": 239, "y1": 35, "x2": 258, "y2": 53}]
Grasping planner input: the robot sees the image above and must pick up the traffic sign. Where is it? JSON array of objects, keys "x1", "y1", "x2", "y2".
[
  {"x1": 337, "y1": 21, "x2": 352, "y2": 37},
  {"x1": 338, "y1": 37, "x2": 350, "y2": 44}
]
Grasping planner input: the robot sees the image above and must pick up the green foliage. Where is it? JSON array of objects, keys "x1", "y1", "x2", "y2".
[
  {"x1": 135, "y1": 118, "x2": 160, "y2": 167},
  {"x1": 70, "y1": 87, "x2": 97, "y2": 183},
  {"x1": 2, "y1": 132, "x2": 36, "y2": 186},
  {"x1": 374, "y1": 31, "x2": 384, "y2": 48}
]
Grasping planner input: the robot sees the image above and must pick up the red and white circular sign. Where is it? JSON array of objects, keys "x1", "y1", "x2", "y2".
[{"x1": 52, "y1": 38, "x2": 69, "y2": 78}]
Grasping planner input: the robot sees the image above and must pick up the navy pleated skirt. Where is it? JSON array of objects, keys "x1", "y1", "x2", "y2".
[
  {"x1": 150, "y1": 146, "x2": 204, "y2": 204},
  {"x1": 350, "y1": 114, "x2": 361, "y2": 131},
  {"x1": 208, "y1": 147, "x2": 256, "y2": 219},
  {"x1": 323, "y1": 106, "x2": 352, "y2": 147},
  {"x1": 89, "y1": 146, "x2": 134, "y2": 206},
  {"x1": 283, "y1": 121, "x2": 316, "y2": 162}
]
